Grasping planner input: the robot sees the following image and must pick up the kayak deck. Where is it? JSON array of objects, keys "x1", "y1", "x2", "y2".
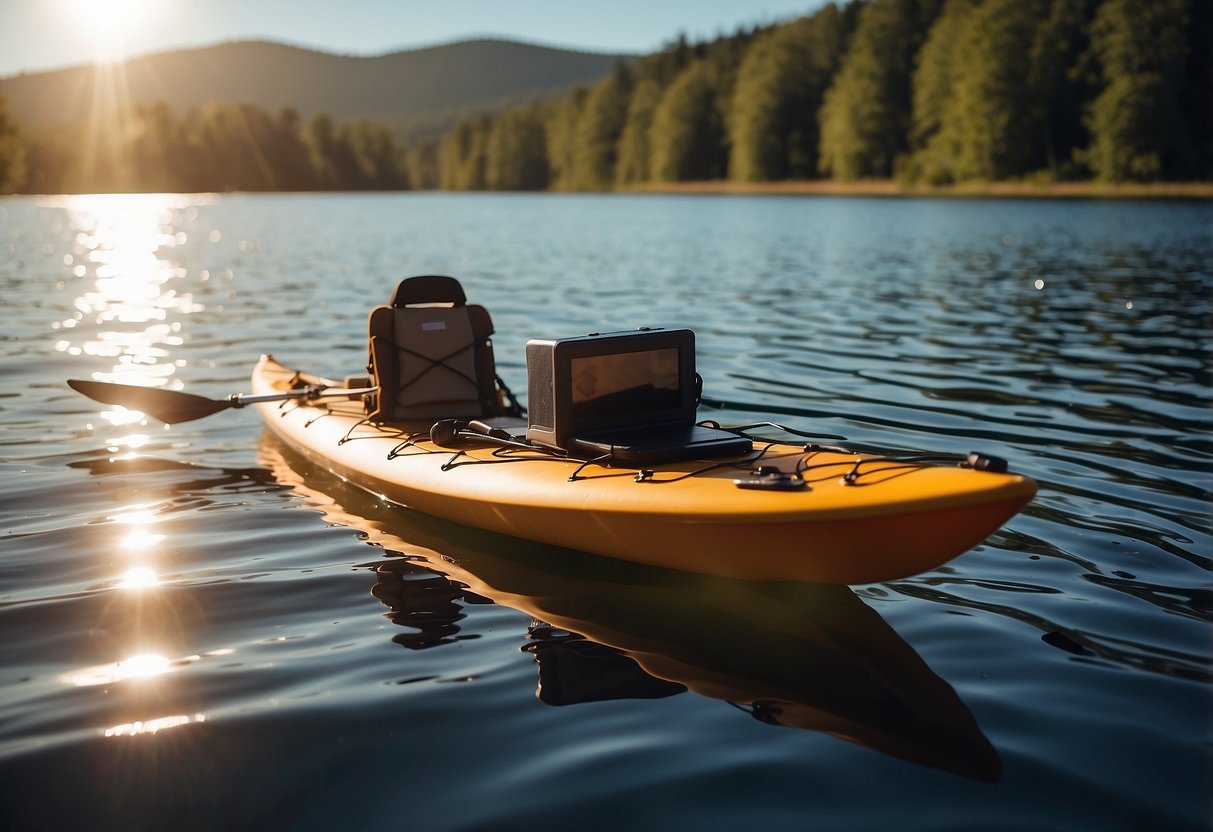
[{"x1": 252, "y1": 354, "x2": 1036, "y2": 583}]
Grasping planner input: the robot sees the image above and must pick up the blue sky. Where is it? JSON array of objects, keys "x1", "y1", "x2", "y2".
[{"x1": 0, "y1": 1, "x2": 829, "y2": 78}]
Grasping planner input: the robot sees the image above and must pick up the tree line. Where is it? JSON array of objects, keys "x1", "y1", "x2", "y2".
[
  {"x1": 0, "y1": 0, "x2": 1208, "y2": 195},
  {"x1": 435, "y1": 0, "x2": 1211, "y2": 189},
  {"x1": 1, "y1": 100, "x2": 413, "y2": 193}
]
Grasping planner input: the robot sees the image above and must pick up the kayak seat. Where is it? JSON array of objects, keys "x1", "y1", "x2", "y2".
[{"x1": 366, "y1": 275, "x2": 520, "y2": 424}]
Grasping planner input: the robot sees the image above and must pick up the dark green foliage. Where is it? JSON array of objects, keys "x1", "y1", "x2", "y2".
[
  {"x1": 5, "y1": 3, "x2": 1207, "y2": 192},
  {"x1": 486, "y1": 106, "x2": 550, "y2": 190},
  {"x1": 10, "y1": 100, "x2": 411, "y2": 194},
  {"x1": 437, "y1": 116, "x2": 491, "y2": 190},
  {"x1": 614, "y1": 79, "x2": 663, "y2": 185},
  {"x1": 407, "y1": 140, "x2": 441, "y2": 190},
  {"x1": 941, "y1": 0, "x2": 1051, "y2": 180},
  {"x1": 569, "y1": 63, "x2": 635, "y2": 190},
  {"x1": 908, "y1": 0, "x2": 979, "y2": 158},
  {"x1": 1029, "y1": 0, "x2": 1100, "y2": 176},
  {"x1": 0, "y1": 95, "x2": 23, "y2": 193},
  {"x1": 544, "y1": 87, "x2": 588, "y2": 191},
  {"x1": 729, "y1": 5, "x2": 852, "y2": 181},
  {"x1": 907, "y1": 0, "x2": 1098, "y2": 184},
  {"x1": 648, "y1": 62, "x2": 728, "y2": 181},
  {"x1": 819, "y1": 0, "x2": 939, "y2": 180},
  {"x1": 1083, "y1": 0, "x2": 1190, "y2": 181}
]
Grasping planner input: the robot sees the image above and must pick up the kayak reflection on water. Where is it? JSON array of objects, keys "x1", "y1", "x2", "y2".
[{"x1": 262, "y1": 435, "x2": 1003, "y2": 783}]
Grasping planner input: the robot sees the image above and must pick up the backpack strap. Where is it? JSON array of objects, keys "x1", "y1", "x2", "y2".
[{"x1": 367, "y1": 276, "x2": 519, "y2": 423}]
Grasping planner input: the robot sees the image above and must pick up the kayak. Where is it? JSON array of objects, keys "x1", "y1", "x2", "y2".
[
  {"x1": 251, "y1": 354, "x2": 1036, "y2": 584},
  {"x1": 260, "y1": 435, "x2": 1001, "y2": 781}
]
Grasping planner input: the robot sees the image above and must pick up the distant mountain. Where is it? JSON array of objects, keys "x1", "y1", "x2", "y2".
[{"x1": 0, "y1": 38, "x2": 631, "y2": 139}]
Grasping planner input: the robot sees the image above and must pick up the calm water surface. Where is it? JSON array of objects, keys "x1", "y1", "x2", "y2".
[{"x1": 1, "y1": 193, "x2": 1210, "y2": 830}]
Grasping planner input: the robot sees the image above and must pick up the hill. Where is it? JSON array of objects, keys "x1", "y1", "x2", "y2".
[{"x1": 0, "y1": 38, "x2": 631, "y2": 139}]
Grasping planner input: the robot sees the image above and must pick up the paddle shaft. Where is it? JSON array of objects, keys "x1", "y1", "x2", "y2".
[
  {"x1": 228, "y1": 385, "x2": 378, "y2": 408},
  {"x1": 67, "y1": 377, "x2": 377, "y2": 424}
]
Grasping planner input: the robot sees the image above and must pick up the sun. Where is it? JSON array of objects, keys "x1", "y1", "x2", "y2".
[{"x1": 64, "y1": 0, "x2": 151, "y2": 63}]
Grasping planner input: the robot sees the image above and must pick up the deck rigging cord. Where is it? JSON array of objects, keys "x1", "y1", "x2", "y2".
[{"x1": 287, "y1": 395, "x2": 1005, "y2": 487}]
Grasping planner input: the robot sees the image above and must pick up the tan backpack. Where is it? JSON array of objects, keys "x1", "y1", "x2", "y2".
[{"x1": 365, "y1": 275, "x2": 520, "y2": 424}]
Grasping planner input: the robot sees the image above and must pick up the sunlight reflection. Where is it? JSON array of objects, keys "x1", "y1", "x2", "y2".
[
  {"x1": 98, "y1": 406, "x2": 146, "y2": 426},
  {"x1": 118, "y1": 529, "x2": 164, "y2": 550},
  {"x1": 63, "y1": 650, "x2": 229, "y2": 688},
  {"x1": 54, "y1": 195, "x2": 204, "y2": 394},
  {"x1": 108, "y1": 506, "x2": 159, "y2": 524},
  {"x1": 117, "y1": 566, "x2": 160, "y2": 589},
  {"x1": 107, "y1": 433, "x2": 150, "y2": 450},
  {"x1": 105, "y1": 713, "x2": 206, "y2": 738},
  {"x1": 63, "y1": 652, "x2": 172, "y2": 686}
]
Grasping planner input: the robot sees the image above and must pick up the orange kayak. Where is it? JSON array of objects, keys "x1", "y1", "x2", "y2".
[{"x1": 252, "y1": 354, "x2": 1036, "y2": 583}]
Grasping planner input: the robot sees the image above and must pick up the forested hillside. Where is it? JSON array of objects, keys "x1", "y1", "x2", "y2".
[
  {"x1": 435, "y1": 0, "x2": 1210, "y2": 189},
  {"x1": 0, "y1": 0, "x2": 1208, "y2": 194}
]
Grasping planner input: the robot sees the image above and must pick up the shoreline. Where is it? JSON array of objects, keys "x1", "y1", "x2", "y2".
[
  {"x1": 4, "y1": 180, "x2": 1211, "y2": 199},
  {"x1": 627, "y1": 179, "x2": 1213, "y2": 199}
]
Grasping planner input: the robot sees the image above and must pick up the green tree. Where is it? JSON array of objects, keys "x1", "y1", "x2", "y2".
[
  {"x1": 1028, "y1": 0, "x2": 1100, "y2": 177},
  {"x1": 637, "y1": 34, "x2": 695, "y2": 87},
  {"x1": 1083, "y1": 0, "x2": 1190, "y2": 181},
  {"x1": 304, "y1": 113, "x2": 344, "y2": 189},
  {"x1": 407, "y1": 140, "x2": 440, "y2": 190},
  {"x1": 544, "y1": 88, "x2": 587, "y2": 191},
  {"x1": 437, "y1": 116, "x2": 490, "y2": 190},
  {"x1": 819, "y1": 0, "x2": 938, "y2": 180},
  {"x1": 344, "y1": 118, "x2": 409, "y2": 189},
  {"x1": 0, "y1": 95, "x2": 24, "y2": 192},
  {"x1": 128, "y1": 102, "x2": 187, "y2": 191},
  {"x1": 648, "y1": 61, "x2": 728, "y2": 181},
  {"x1": 943, "y1": 0, "x2": 1050, "y2": 180},
  {"x1": 1180, "y1": 0, "x2": 1213, "y2": 178},
  {"x1": 614, "y1": 78, "x2": 663, "y2": 185},
  {"x1": 729, "y1": 5, "x2": 850, "y2": 181},
  {"x1": 908, "y1": 0, "x2": 978, "y2": 156},
  {"x1": 485, "y1": 105, "x2": 549, "y2": 190},
  {"x1": 569, "y1": 63, "x2": 634, "y2": 190},
  {"x1": 272, "y1": 108, "x2": 319, "y2": 190},
  {"x1": 18, "y1": 125, "x2": 73, "y2": 193}
]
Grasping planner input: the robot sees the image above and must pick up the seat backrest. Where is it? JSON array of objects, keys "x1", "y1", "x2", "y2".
[{"x1": 366, "y1": 275, "x2": 511, "y2": 423}]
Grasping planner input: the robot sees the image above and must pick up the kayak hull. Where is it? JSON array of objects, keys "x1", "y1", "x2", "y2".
[{"x1": 251, "y1": 354, "x2": 1036, "y2": 583}]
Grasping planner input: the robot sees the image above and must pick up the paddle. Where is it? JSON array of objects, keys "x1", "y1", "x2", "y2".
[{"x1": 66, "y1": 378, "x2": 377, "y2": 424}]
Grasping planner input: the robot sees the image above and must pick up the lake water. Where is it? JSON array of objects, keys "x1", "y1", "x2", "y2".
[{"x1": 1, "y1": 192, "x2": 1210, "y2": 830}]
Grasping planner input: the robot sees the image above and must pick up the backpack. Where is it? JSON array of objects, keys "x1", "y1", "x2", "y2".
[{"x1": 365, "y1": 275, "x2": 521, "y2": 424}]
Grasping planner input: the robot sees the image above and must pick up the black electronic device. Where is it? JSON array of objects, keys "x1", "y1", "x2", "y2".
[{"x1": 525, "y1": 328, "x2": 752, "y2": 464}]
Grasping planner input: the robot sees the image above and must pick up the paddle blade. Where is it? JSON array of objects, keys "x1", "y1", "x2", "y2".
[{"x1": 67, "y1": 379, "x2": 234, "y2": 424}]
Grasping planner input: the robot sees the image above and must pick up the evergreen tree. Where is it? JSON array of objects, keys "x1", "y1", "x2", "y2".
[
  {"x1": 729, "y1": 5, "x2": 850, "y2": 181},
  {"x1": 944, "y1": 0, "x2": 1050, "y2": 180},
  {"x1": 1083, "y1": 0, "x2": 1190, "y2": 181},
  {"x1": 1181, "y1": 0, "x2": 1213, "y2": 178},
  {"x1": 19, "y1": 125, "x2": 73, "y2": 193},
  {"x1": 407, "y1": 140, "x2": 440, "y2": 190},
  {"x1": 0, "y1": 95, "x2": 24, "y2": 193},
  {"x1": 819, "y1": 0, "x2": 938, "y2": 180},
  {"x1": 638, "y1": 34, "x2": 695, "y2": 87},
  {"x1": 273, "y1": 108, "x2": 319, "y2": 190},
  {"x1": 304, "y1": 113, "x2": 342, "y2": 189},
  {"x1": 569, "y1": 63, "x2": 634, "y2": 190},
  {"x1": 486, "y1": 105, "x2": 550, "y2": 190},
  {"x1": 615, "y1": 78, "x2": 663, "y2": 185},
  {"x1": 544, "y1": 88, "x2": 587, "y2": 191},
  {"x1": 344, "y1": 119, "x2": 409, "y2": 189},
  {"x1": 648, "y1": 61, "x2": 728, "y2": 181},
  {"x1": 437, "y1": 116, "x2": 490, "y2": 190},
  {"x1": 912, "y1": 0, "x2": 975, "y2": 180},
  {"x1": 1029, "y1": 0, "x2": 1100, "y2": 177}
]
